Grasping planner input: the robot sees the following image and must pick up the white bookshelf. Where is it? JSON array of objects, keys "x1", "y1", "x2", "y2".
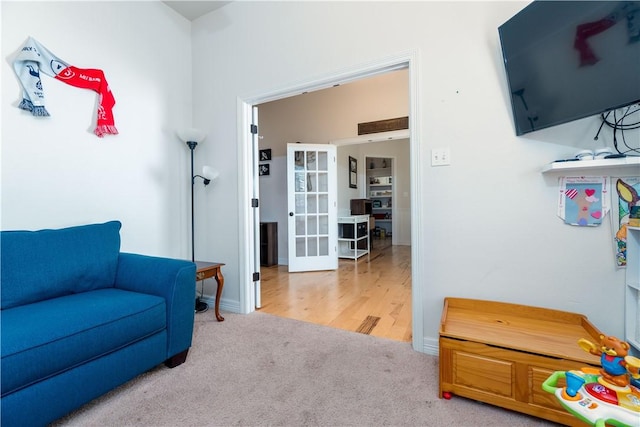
[
  {"x1": 337, "y1": 215, "x2": 369, "y2": 260},
  {"x1": 367, "y1": 160, "x2": 393, "y2": 237},
  {"x1": 626, "y1": 226, "x2": 640, "y2": 355}
]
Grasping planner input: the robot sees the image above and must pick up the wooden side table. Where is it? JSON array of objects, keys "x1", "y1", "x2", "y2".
[{"x1": 195, "y1": 261, "x2": 225, "y2": 321}]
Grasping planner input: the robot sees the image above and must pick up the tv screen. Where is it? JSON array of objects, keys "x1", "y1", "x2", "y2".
[{"x1": 499, "y1": 1, "x2": 640, "y2": 136}]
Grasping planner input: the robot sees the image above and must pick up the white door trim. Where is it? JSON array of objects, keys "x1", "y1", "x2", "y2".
[{"x1": 237, "y1": 49, "x2": 425, "y2": 353}]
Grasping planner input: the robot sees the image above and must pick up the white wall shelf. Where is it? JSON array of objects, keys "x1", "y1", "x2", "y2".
[
  {"x1": 368, "y1": 167, "x2": 392, "y2": 175},
  {"x1": 541, "y1": 156, "x2": 640, "y2": 175}
]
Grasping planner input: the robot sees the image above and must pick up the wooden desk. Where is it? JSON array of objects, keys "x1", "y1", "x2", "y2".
[{"x1": 195, "y1": 261, "x2": 225, "y2": 322}]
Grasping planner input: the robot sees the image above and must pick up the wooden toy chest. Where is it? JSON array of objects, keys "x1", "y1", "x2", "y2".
[{"x1": 439, "y1": 298, "x2": 603, "y2": 426}]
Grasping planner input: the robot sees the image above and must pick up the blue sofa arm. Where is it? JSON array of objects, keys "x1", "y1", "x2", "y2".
[{"x1": 114, "y1": 253, "x2": 196, "y2": 361}]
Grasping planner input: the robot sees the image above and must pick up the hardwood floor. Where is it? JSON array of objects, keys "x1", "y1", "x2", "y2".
[{"x1": 258, "y1": 239, "x2": 412, "y2": 342}]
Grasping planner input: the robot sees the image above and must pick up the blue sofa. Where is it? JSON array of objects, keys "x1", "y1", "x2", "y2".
[{"x1": 0, "y1": 221, "x2": 196, "y2": 426}]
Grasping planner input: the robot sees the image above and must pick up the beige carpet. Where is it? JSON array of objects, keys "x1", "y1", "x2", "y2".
[{"x1": 53, "y1": 310, "x2": 559, "y2": 426}]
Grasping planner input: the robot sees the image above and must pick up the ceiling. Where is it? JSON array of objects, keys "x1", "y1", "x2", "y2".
[{"x1": 163, "y1": 1, "x2": 231, "y2": 21}]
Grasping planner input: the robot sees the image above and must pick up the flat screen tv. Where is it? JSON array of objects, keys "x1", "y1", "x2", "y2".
[{"x1": 499, "y1": 1, "x2": 640, "y2": 136}]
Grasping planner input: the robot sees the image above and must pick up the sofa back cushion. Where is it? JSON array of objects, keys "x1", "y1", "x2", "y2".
[{"x1": 1, "y1": 221, "x2": 122, "y2": 309}]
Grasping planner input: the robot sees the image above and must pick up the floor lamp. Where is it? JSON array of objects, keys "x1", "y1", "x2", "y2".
[{"x1": 178, "y1": 128, "x2": 216, "y2": 313}]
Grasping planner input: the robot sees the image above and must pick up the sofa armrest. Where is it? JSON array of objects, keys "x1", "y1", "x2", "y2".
[{"x1": 114, "y1": 253, "x2": 196, "y2": 359}]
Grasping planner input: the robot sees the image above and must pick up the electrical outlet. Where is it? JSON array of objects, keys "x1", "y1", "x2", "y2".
[{"x1": 431, "y1": 148, "x2": 451, "y2": 166}]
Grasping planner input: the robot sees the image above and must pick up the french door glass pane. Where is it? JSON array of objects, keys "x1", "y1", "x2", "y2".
[
  {"x1": 318, "y1": 172, "x2": 328, "y2": 192},
  {"x1": 318, "y1": 152, "x2": 327, "y2": 171},
  {"x1": 318, "y1": 194, "x2": 328, "y2": 214},
  {"x1": 307, "y1": 237, "x2": 318, "y2": 256},
  {"x1": 296, "y1": 237, "x2": 305, "y2": 257},
  {"x1": 307, "y1": 194, "x2": 317, "y2": 213},
  {"x1": 307, "y1": 215, "x2": 318, "y2": 235},
  {"x1": 295, "y1": 194, "x2": 305, "y2": 214},
  {"x1": 295, "y1": 172, "x2": 305, "y2": 192},
  {"x1": 306, "y1": 152, "x2": 317, "y2": 170},
  {"x1": 295, "y1": 216, "x2": 305, "y2": 236},
  {"x1": 295, "y1": 151, "x2": 304, "y2": 170},
  {"x1": 319, "y1": 215, "x2": 329, "y2": 234},
  {"x1": 306, "y1": 173, "x2": 316, "y2": 192},
  {"x1": 319, "y1": 236, "x2": 329, "y2": 256}
]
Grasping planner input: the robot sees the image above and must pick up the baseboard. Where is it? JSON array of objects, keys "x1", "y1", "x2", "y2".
[
  {"x1": 199, "y1": 296, "x2": 240, "y2": 314},
  {"x1": 422, "y1": 337, "x2": 439, "y2": 356}
]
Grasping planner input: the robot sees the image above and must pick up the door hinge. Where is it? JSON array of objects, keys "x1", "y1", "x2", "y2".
[
  {"x1": 251, "y1": 198, "x2": 259, "y2": 208},
  {"x1": 250, "y1": 124, "x2": 258, "y2": 134},
  {"x1": 253, "y1": 272, "x2": 260, "y2": 281}
]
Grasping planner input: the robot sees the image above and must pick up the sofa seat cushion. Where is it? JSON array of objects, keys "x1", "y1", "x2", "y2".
[{"x1": 1, "y1": 288, "x2": 166, "y2": 397}]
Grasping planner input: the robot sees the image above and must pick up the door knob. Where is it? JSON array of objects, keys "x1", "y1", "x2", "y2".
[{"x1": 289, "y1": 212, "x2": 294, "y2": 216}]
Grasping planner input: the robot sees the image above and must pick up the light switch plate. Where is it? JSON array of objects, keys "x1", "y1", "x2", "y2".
[{"x1": 431, "y1": 148, "x2": 451, "y2": 166}]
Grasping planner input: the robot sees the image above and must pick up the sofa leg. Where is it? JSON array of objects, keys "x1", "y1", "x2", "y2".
[{"x1": 165, "y1": 349, "x2": 189, "y2": 368}]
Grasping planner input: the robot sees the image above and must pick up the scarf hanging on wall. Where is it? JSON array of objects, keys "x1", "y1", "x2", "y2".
[{"x1": 13, "y1": 36, "x2": 118, "y2": 137}]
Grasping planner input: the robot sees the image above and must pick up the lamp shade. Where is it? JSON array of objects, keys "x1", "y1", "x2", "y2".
[
  {"x1": 202, "y1": 166, "x2": 220, "y2": 183},
  {"x1": 177, "y1": 128, "x2": 206, "y2": 144}
]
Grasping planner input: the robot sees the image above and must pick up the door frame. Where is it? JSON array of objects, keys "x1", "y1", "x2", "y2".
[{"x1": 237, "y1": 50, "x2": 425, "y2": 353}]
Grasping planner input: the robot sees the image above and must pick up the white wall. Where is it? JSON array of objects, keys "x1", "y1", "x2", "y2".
[
  {"x1": 192, "y1": 1, "x2": 628, "y2": 350},
  {"x1": 1, "y1": 2, "x2": 194, "y2": 258}
]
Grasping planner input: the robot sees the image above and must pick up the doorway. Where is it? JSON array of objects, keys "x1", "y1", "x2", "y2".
[{"x1": 237, "y1": 51, "x2": 425, "y2": 352}]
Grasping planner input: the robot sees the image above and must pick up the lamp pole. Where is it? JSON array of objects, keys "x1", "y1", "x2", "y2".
[
  {"x1": 179, "y1": 128, "x2": 209, "y2": 313},
  {"x1": 187, "y1": 140, "x2": 197, "y2": 263}
]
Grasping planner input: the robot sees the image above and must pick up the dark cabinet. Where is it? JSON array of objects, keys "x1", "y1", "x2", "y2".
[
  {"x1": 260, "y1": 222, "x2": 278, "y2": 266},
  {"x1": 350, "y1": 199, "x2": 372, "y2": 215}
]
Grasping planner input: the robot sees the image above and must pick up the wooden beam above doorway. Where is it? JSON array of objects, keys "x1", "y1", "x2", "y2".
[{"x1": 358, "y1": 116, "x2": 409, "y2": 135}]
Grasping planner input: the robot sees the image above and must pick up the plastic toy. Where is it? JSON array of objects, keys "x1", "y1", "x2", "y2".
[{"x1": 543, "y1": 335, "x2": 640, "y2": 427}]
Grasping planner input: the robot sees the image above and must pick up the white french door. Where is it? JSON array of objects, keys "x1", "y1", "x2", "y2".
[{"x1": 287, "y1": 143, "x2": 337, "y2": 272}]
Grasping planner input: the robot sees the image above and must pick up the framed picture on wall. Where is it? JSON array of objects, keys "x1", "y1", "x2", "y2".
[
  {"x1": 349, "y1": 156, "x2": 357, "y2": 189},
  {"x1": 259, "y1": 149, "x2": 272, "y2": 161},
  {"x1": 259, "y1": 164, "x2": 270, "y2": 176}
]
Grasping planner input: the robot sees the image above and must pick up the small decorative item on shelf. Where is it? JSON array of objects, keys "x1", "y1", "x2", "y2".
[{"x1": 372, "y1": 200, "x2": 382, "y2": 208}]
